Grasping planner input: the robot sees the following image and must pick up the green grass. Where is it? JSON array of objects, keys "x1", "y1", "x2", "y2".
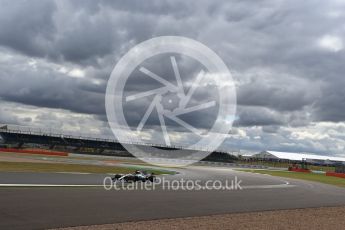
[
  {"x1": 0, "y1": 161, "x2": 174, "y2": 175},
  {"x1": 237, "y1": 169, "x2": 345, "y2": 187}
]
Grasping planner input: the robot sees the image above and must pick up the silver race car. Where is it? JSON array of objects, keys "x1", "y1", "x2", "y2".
[{"x1": 112, "y1": 170, "x2": 156, "y2": 182}]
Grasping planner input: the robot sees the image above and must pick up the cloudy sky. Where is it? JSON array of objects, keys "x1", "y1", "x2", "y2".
[{"x1": 0, "y1": 0, "x2": 345, "y2": 156}]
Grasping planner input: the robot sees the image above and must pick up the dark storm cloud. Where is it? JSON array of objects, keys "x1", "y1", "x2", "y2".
[
  {"x1": 0, "y1": 0, "x2": 151, "y2": 64},
  {"x1": 100, "y1": 0, "x2": 194, "y2": 18},
  {"x1": 313, "y1": 77, "x2": 345, "y2": 122},
  {"x1": 0, "y1": 55, "x2": 106, "y2": 115},
  {"x1": 0, "y1": 0, "x2": 56, "y2": 57},
  {"x1": 234, "y1": 106, "x2": 285, "y2": 127},
  {"x1": 237, "y1": 75, "x2": 321, "y2": 112},
  {"x1": 0, "y1": 0, "x2": 345, "y2": 154}
]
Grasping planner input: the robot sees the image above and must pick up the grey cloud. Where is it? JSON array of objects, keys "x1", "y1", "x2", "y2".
[
  {"x1": 0, "y1": 104, "x2": 21, "y2": 125},
  {"x1": 0, "y1": 0, "x2": 56, "y2": 57},
  {"x1": 237, "y1": 74, "x2": 321, "y2": 112},
  {"x1": 262, "y1": 125, "x2": 280, "y2": 133},
  {"x1": 0, "y1": 58, "x2": 105, "y2": 115},
  {"x1": 313, "y1": 78, "x2": 345, "y2": 122},
  {"x1": 234, "y1": 106, "x2": 286, "y2": 127}
]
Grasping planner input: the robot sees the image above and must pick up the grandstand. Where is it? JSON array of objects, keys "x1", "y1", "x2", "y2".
[
  {"x1": 0, "y1": 124, "x2": 238, "y2": 162},
  {"x1": 0, "y1": 124, "x2": 129, "y2": 156}
]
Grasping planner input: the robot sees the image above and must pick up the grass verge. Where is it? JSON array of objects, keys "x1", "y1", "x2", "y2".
[
  {"x1": 0, "y1": 161, "x2": 174, "y2": 175},
  {"x1": 237, "y1": 169, "x2": 345, "y2": 187}
]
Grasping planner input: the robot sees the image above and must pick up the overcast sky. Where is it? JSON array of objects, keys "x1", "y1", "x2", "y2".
[{"x1": 0, "y1": 0, "x2": 345, "y2": 156}]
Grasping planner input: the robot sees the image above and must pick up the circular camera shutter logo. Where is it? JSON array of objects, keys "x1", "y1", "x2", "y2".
[{"x1": 105, "y1": 36, "x2": 236, "y2": 166}]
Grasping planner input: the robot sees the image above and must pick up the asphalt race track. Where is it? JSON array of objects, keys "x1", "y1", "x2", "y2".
[{"x1": 1, "y1": 167, "x2": 345, "y2": 229}]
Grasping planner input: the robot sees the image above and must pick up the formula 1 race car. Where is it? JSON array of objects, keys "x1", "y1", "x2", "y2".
[{"x1": 112, "y1": 170, "x2": 156, "y2": 182}]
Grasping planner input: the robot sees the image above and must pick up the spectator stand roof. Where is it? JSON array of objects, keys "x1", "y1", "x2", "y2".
[{"x1": 252, "y1": 150, "x2": 345, "y2": 164}]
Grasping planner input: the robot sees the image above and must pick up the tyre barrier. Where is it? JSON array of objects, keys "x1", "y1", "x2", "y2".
[
  {"x1": 326, "y1": 172, "x2": 345, "y2": 179},
  {"x1": 0, "y1": 148, "x2": 68, "y2": 157},
  {"x1": 196, "y1": 161, "x2": 268, "y2": 169},
  {"x1": 288, "y1": 168, "x2": 311, "y2": 173}
]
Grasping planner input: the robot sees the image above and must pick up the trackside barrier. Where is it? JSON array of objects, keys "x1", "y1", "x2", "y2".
[
  {"x1": 326, "y1": 172, "x2": 345, "y2": 179},
  {"x1": 124, "y1": 157, "x2": 268, "y2": 169},
  {"x1": 196, "y1": 161, "x2": 269, "y2": 169},
  {"x1": 0, "y1": 148, "x2": 68, "y2": 157},
  {"x1": 288, "y1": 168, "x2": 311, "y2": 173}
]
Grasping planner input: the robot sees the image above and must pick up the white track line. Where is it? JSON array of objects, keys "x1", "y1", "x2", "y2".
[
  {"x1": 242, "y1": 184, "x2": 295, "y2": 189},
  {"x1": 0, "y1": 183, "x2": 295, "y2": 189},
  {"x1": 0, "y1": 184, "x2": 103, "y2": 187}
]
